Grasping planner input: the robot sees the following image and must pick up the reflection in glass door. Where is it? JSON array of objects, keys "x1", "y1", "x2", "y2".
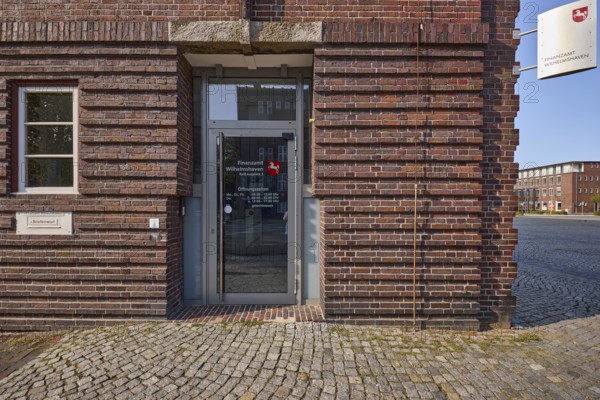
[{"x1": 209, "y1": 130, "x2": 296, "y2": 304}]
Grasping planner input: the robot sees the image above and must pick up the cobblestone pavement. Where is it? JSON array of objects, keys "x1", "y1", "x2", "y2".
[
  {"x1": 512, "y1": 216, "x2": 600, "y2": 327},
  {"x1": 1, "y1": 319, "x2": 599, "y2": 400},
  {"x1": 1, "y1": 215, "x2": 600, "y2": 399}
]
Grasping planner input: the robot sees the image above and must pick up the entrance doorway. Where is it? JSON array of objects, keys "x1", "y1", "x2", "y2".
[
  {"x1": 206, "y1": 129, "x2": 297, "y2": 304},
  {"x1": 183, "y1": 70, "x2": 313, "y2": 306}
]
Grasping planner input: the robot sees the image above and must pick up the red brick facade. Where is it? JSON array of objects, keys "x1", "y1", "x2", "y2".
[
  {"x1": 517, "y1": 162, "x2": 600, "y2": 214},
  {"x1": 0, "y1": 1, "x2": 520, "y2": 330}
]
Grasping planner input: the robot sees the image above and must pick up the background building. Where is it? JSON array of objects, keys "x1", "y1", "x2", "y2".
[
  {"x1": 0, "y1": 1, "x2": 520, "y2": 330},
  {"x1": 517, "y1": 162, "x2": 600, "y2": 214}
]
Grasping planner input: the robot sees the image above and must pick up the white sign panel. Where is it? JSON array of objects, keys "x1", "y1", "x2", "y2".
[
  {"x1": 538, "y1": 0, "x2": 597, "y2": 79},
  {"x1": 16, "y1": 212, "x2": 73, "y2": 235}
]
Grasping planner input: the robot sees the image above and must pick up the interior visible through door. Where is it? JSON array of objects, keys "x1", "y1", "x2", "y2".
[{"x1": 219, "y1": 134, "x2": 290, "y2": 294}]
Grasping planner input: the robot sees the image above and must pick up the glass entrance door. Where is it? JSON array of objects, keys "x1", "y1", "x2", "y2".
[{"x1": 207, "y1": 129, "x2": 296, "y2": 304}]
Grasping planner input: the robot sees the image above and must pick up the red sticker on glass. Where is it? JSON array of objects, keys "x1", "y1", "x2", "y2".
[{"x1": 266, "y1": 160, "x2": 281, "y2": 176}]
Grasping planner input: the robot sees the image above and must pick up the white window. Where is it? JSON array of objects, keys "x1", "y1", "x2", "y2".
[
  {"x1": 584, "y1": 188, "x2": 588, "y2": 193},
  {"x1": 18, "y1": 87, "x2": 78, "y2": 193},
  {"x1": 278, "y1": 145, "x2": 287, "y2": 162},
  {"x1": 556, "y1": 176, "x2": 561, "y2": 185},
  {"x1": 277, "y1": 172, "x2": 287, "y2": 192},
  {"x1": 549, "y1": 188, "x2": 553, "y2": 196},
  {"x1": 542, "y1": 189, "x2": 547, "y2": 196},
  {"x1": 556, "y1": 187, "x2": 561, "y2": 196},
  {"x1": 579, "y1": 188, "x2": 582, "y2": 193}
]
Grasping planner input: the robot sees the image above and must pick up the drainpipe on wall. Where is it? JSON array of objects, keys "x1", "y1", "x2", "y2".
[
  {"x1": 240, "y1": 0, "x2": 249, "y2": 20},
  {"x1": 412, "y1": 23, "x2": 424, "y2": 329}
]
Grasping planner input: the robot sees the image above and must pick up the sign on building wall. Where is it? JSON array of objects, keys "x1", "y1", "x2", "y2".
[
  {"x1": 16, "y1": 212, "x2": 73, "y2": 235},
  {"x1": 538, "y1": 0, "x2": 597, "y2": 79}
]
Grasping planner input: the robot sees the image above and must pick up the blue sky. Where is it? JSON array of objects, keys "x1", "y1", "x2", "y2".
[{"x1": 515, "y1": 0, "x2": 600, "y2": 167}]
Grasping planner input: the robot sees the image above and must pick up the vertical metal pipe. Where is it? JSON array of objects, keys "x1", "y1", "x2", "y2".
[{"x1": 412, "y1": 24, "x2": 423, "y2": 327}]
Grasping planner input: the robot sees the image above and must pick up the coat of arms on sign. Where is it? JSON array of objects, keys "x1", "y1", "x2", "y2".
[
  {"x1": 266, "y1": 160, "x2": 281, "y2": 176},
  {"x1": 573, "y1": 6, "x2": 588, "y2": 22}
]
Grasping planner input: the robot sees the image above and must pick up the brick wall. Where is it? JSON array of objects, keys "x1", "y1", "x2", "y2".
[
  {"x1": 566, "y1": 167, "x2": 600, "y2": 213},
  {"x1": 313, "y1": 22, "x2": 490, "y2": 329},
  {"x1": 1, "y1": 1, "x2": 521, "y2": 330},
  {"x1": 478, "y1": 0, "x2": 520, "y2": 328},
  {"x1": 0, "y1": 43, "x2": 193, "y2": 330},
  {"x1": 0, "y1": 0, "x2": 241, "y2": 22},
  {"x1": 0, "y1": 1, "x2": 480, "y2": 23},
  {"x1": 251, "y1": 1, "x2": 481, "y2": 22}
]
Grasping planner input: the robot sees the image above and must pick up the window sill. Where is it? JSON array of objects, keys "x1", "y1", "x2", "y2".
[{"x1": 13, "y1": 189, "x2": 79, "y2": 195}]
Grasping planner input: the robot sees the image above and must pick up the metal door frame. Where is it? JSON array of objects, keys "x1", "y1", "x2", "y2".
[
  {"x1": 195, "y1": 71, "x2": 307, "y2": 306},
  {"x1": 204, "y1": 127, "x2": 298, "y2": 305}
]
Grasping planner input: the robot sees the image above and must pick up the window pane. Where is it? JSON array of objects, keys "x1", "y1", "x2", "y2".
[
  {"x1": 26, "y1": 92, "x2": 73, "y2": 122},
  {"x1": 193, "y1": 127, "x2": 202, "y2": 184},
  {"x1": 303, "y1": 80, "x2": 313, "y2": 184},
  {"x1": 27, "y1": 125, "x2": 73, "y2": 155},
  {"x1": 27, "y1": 158, "x2": 73, "y2": 187},
  {"x1": 192, "y1": 78, "x2": 202, "y2": 184},
  {"x1": 208, "y1": 79, "x2": 296, "y2": 121}
]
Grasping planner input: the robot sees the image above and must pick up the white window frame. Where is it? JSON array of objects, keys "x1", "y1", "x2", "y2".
[{"x1": 17, "y1": 86, "x2": 78, "y2": 194}]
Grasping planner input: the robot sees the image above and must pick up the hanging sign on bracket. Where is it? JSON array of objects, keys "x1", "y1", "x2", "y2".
[{"x1": 538, "y1": 0, "x2": 597, "y2": 79}]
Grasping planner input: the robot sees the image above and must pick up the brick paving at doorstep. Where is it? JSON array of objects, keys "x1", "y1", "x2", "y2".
[
  {"x1": 0, "y1": 319, "x2": 599, "y2": 399},
  {"x1": 172, "y1": 304, "x2": 325, "y2": 324}
]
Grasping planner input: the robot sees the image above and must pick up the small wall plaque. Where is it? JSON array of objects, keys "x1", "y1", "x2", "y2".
[{"x1": 16, "y1": 212, "x2": 73, "y2": 235}]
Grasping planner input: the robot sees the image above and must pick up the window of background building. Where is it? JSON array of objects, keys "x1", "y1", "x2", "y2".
[
  {"x1": 550, "y1": 188, "x2": 553, "y2": 196},
  {"x1": 549, "y1": 177, "x2": 554, "y2": 186},
  {"x1": 579, "y1": 188, "x2": 582, "y2": 193},
  {"x1": 542, "y1": 189, "x2": 547, "y2": 196},
  {"x1": 17, "y1": 87, "x2": 78, "y2": 193},
  {"x1": 556, "y1": 176, "x2": 561, "y2": 185},
  {"x1": 542, "y1": 177, "x2": 547, "y2": 186},
  {"x1": 556, "y1": 187, "x2": 561, "y2": 196},
  {"x1": 535, "y1": 179, "x2": 539, "y2": 187},
  {"x1": 579, "y1": 176, "x2": 582, "y2": 181}
]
